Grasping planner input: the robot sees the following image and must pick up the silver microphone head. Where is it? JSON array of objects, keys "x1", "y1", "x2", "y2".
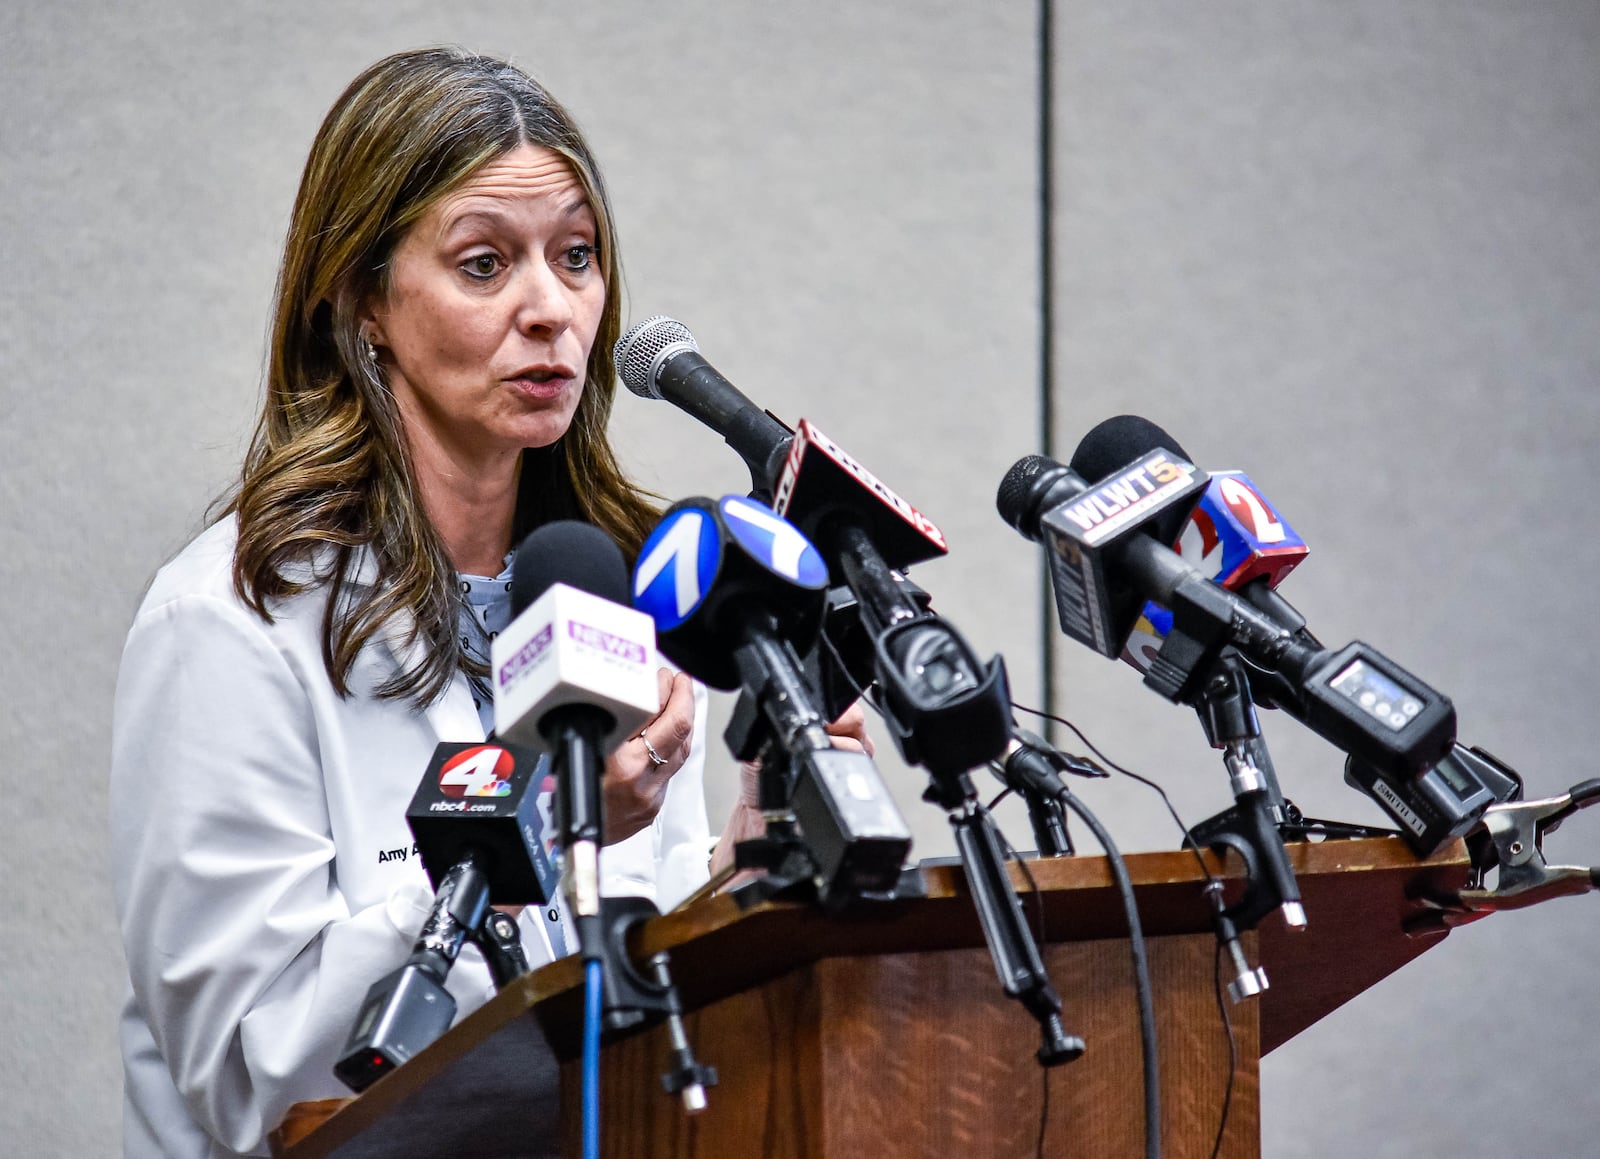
[{"x1": 613, "y1": 315, "x2": 699, "y2": 400}]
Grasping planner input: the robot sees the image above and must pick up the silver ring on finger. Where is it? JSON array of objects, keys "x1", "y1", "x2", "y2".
[{"x1": 639, "y1": 728, "x2": 667, "y2": 768}]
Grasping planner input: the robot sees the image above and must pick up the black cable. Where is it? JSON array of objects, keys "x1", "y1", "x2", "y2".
[
  {"x1": 817, "y1": 628, "x2": 870, "y2": 710},
  {"x1": 1013, "y1": 700, "x2": 1248, "y2": 1159},
  {"x1": 1004, "y1": 824, "x2": 1048, "y2": 947},
  {"x1": 1038, "y1": 1060, "x2": 1050, "y2": 1159},
  {"x1": 1012, "y1": 702, "x2": 1221, "y2": 890},
  {"x1": 1208, "y1": 941, "x2": 1239, "y2": 1159},
  {"x1": 995, "y1": 819, "x2": 1054, "y2": 1157},
  {"x1": 1054, "y1": 789, "x2": 1160, "y2": 1159}
]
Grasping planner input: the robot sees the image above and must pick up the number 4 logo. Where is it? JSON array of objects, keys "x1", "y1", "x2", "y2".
[{"x1": 439, "y1": 745, "x2": 513, "y2": 797}]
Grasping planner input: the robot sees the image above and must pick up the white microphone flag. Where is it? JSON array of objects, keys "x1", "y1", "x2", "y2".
[{"x1": 491, "y1": 583, "x2": 659, "y2": 755}]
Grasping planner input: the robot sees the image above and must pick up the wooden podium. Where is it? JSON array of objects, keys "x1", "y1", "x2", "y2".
[{"x1": 271, "y1": 837, "x2": 1468, "y2": 1159}]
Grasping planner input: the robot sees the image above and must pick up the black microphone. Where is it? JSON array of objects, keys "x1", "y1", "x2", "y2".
[
  {"x1": 1124, "y1": 464, "x2": 1517, "y2": 854},
  {"x1": 998, "y1": 418, "x2": 1458, "y2": 780},
  {"x1": 335, "y1": 738, "x2": 549, "y2": 1092},
  {"x1": 615, "y1": 320, "x2": 1060, "y2": 843},
  {"x1": 334, "y1": 854, "x2": 492, "y2": 1092},
  {"x1": 615, "y1": 316, "x2": 1008, "y2": 774},
  {"x1": 619, "y1": 318, "x2": 1079, "y2": 1065},
  {"x1": 614, "y1": 316, "x2": 794, "y2": 496},
  {"x1": 615, "y1": 316, "x2": 948, "y2": 574},
  {"x1": 632, "y1": 495, "x2": 912, "y2": 904},
  {"x1": 997, "y1": 415, "x2": 1210, "y2": 662}
]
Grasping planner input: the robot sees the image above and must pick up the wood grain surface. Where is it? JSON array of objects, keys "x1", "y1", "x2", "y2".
[
  {"x1": 272, "y1": 838, "x2": 1465, "y2": 1158},
  {"x1": 559, "y1": 936, "x2": 1258, "y2": 1158}
]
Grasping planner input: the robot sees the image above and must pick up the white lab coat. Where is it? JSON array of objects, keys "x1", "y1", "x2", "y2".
[{"x1": 109, "y1": 517, "x2": 711, "y2": 1158}]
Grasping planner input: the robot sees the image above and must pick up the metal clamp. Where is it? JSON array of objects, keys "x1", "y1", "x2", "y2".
[
  {"x1": 1460, "y1": 778, "x2": 1600, "y2": 911},
  {"x1": 1410, "y1": 778, "x2": 1600, "y2": 929}
]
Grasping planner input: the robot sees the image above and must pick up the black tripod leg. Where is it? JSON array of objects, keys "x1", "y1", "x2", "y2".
[{"x1": 949, "y1": 805, "x2": 1084, "y2": 1066}]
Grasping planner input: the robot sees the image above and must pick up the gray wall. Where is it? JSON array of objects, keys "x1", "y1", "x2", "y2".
[{"x1": 2, "y1": 2, "x2": 1595, "y2": 1154}]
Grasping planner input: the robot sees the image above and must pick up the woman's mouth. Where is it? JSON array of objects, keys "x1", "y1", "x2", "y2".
[{"x1": 504, "y1": 366, "x2": 576, "y2": 399}]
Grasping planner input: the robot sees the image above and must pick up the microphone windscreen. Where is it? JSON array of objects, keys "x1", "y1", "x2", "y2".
[
  {"x1": 995, "y1": 454, "x2": 1059, "y2": 535},
  {"x1": 510, "y1": 521, "x2": 630, "y2": 615},
  {"x1": 613, "y1": 315, "x2": 697, "y2": 399},
  {"x1": 1068, "y1": 415, "x2": 1192, "y2": 482}
]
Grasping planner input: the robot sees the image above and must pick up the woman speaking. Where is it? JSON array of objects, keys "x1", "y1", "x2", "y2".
[{"x1": 109, "y1": 47, "x2": 867, "y2": 1157}]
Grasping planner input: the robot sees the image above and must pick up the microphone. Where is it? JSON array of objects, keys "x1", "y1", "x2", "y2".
[
  {"x1": 614, "y1": 315, "x2": 795, "y2": 496},
  {"x1": 998, "y1": 418, "x2": 1457, "y2": 780},
  {"x1": 1002, "y1": 423, "x2": 1319, "y2": 986},
  {"x1": 335, "y1": 855, "x2": 492, "y2": 1092},
  {"x1": 491, "y1": 522, "x2": 660, "y2": 954},
  {"x1": 1120, "y1": 470, "x2": 1309, "y2": 675},
  {"x1": 1187, "y1": 470, "x2": 1309, "y2": 588},
  {"x1": 615, "y1": 317, "x2": 948, "y2": 574},
  {"x1": 492, "y1": 524, "x2": 658, "y2": 757},
  {"x1": 997, "y1": 415, "x2": 1210, "y2": 661},
  {"x1": 335, "y1": 738, "x2": 549, "y2": 1092},
  {"x1": 491, "y1": 524, "x2": 723, "y2": 1099},
  {"x1": 1118, "y1": 469, "x2": 1308, "y2": 828},
  {"x1": 773, "y1": 419, "x2": 949, "y2": 571},
  {"x1": 615, "y1": 316, "x2": 1007, "y2": 774},
  {"x1": 619, "y1": 318, "x2": 1078, "y2": 1063},
  {"x1": 632, "y1": 495, "x2": 912, "y2": 903},
  {"x1": 1121, "y1": 463, "x2": 1515, "y2": 854},
  {"x1": 615, "y1": 319, "x2": 1054, "y2": 832},
  {"x1": 769, "y1": 421, "x2": 1012, "y2": 783},
  {"x1": 337, "y1": 525, "x2": 671, "y2": 1094},
  {"x1": 406, "y1": 740, "x2": 561, "y2": 907}
]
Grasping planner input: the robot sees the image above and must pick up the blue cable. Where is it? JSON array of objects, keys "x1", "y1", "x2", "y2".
[{"x1": 583, "y1": 956, "x2": 602, "y2": 1159}]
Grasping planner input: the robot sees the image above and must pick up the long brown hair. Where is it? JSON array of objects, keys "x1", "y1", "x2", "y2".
[{"x1": 222, "y1": 47, "x2": 658, "y2": 705}]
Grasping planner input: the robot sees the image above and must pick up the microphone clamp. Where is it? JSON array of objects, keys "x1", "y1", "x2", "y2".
[{"x1": 1407, "y1": 774, "x2": 1600, "y2": 932}]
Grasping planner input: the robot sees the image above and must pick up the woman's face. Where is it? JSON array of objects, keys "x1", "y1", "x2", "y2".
[{"x1": 367, "y1": 143, "x2": 605, "y2": 467}]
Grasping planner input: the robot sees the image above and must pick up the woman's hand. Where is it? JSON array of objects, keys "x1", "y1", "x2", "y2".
[
  {"x1": 736, "y1": 698, "x2": 875, "y2": 805},
  {"x1": 603, "y1": 668, "x2": 695, "y2": 845},
  {"x1": 826, "y1": 699, "x2": 874, "y2": 756},
  {"x1": 714, "y1": 699, "x2": 877, "y2": 875}
]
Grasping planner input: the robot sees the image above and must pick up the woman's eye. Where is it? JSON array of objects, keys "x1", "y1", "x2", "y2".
[
  {"x1": 561, "y1": 245, "x2": 598, "y2": 271},
  {"x1": 462, "y1": 253, "x2": 501, "y2": 280}
]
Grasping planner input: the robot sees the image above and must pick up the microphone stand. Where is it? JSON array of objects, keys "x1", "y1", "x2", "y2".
[
  {"x1": 1021, "y1": 788, "x2": 1074, "y2": 858},
  {"x1": 826, "y1": 522, "x2": 1083, "y2": 1066},
  {"x1": 1182, "y1": 652, "x2": 1308, "y2": 1001},
  {"x1": 1407, "y1": 771, "x2": 1600, "y2": 934},
  {"x1": 336, "y1": 854, "x2": 525, "y2": 1091},
  {"x1": 547, "y1": 714, "x2": 717, "y2": 1110},
  {"x1": 724, "y1": 610, "x2": 911, "y2": 909},
  {"x1": 992, "y1": 730, "x2": 1078, "y2": 857},
  {"x1": 475, "y1": 907, "x2": 531, "y2": 989}
]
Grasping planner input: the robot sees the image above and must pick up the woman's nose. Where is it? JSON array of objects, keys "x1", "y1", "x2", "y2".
[{"x1": 515, "y1": 260, "x2": 576, "y2": 337}]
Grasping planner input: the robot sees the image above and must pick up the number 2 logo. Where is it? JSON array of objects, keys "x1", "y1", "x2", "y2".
[{"x1": 1218, "y1": 476, "x2": 1286, "y2": 544}]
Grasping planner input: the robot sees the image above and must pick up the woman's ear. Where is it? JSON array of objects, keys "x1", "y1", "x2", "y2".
[
  {"x1": 353, "y1": 309, "x2": 387, "y2": 370},
  {"x1": 354, "y1": 288, "x2": 388, "y2": 350}
]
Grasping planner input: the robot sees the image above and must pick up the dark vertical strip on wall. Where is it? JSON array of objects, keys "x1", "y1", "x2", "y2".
[{"x1": 1038, "y1": 0, "x2": 1058, "y2": 740}]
